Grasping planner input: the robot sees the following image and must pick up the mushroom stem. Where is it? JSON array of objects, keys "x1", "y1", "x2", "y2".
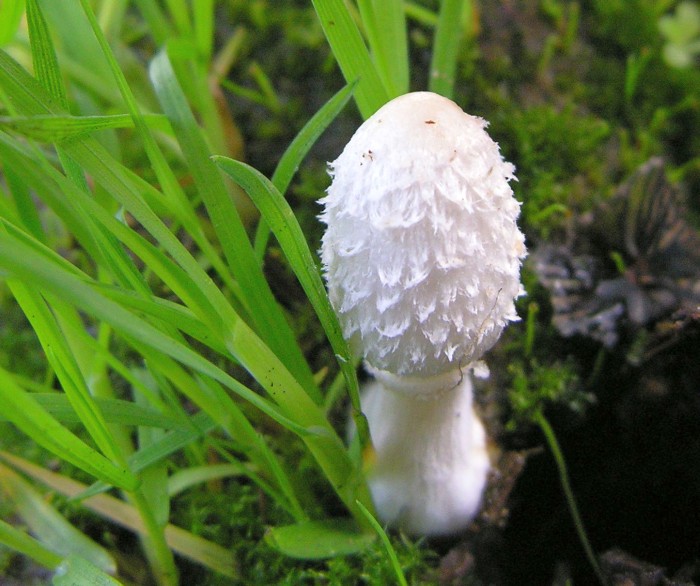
[{"x1": 361, "y1": 370, "x2": 490, "y2": 536}]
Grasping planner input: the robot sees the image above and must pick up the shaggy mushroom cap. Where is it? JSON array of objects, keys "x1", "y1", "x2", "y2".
[{"x1": 320, "y1": 91, "x2": 526, "y2": 380}]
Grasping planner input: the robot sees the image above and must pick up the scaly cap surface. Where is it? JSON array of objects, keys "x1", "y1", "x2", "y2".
[{"x1": 320, "y1": 92, "x2": 526, "y2": 378}]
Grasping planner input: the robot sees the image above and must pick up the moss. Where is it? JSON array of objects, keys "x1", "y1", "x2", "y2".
[
  {"x1": 171, "y1": 481, "x2": 437, "y2": 585},
  {"x1": 491, "y1": 103, "x2": 611, "y2": 238},
  {"x1": 584, "y1": 0, "x2": 666, "y2": 54}
]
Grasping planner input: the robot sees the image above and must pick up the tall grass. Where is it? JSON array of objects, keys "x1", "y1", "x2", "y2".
[{"x1": 0, "y1": 1, "x2": 471, "y2": 584}]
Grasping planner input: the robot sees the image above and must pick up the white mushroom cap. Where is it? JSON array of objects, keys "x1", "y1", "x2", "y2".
[{"x1": 320, "y1": 92, "x2": 526, "y2": 379}]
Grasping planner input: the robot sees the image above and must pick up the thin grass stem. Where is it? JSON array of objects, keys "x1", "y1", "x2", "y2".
[
  {"x1": 429, "y1": 0, "x2": 471, "y2": 98},
  {"x1": 355, "y1": 500, "x2": 408, "y2": 586},
  {"x1": 129, "y1": 488, "x2": 179, "y2": 586},
  {"x1": 534, "y1": 410, "x2": 607, "y2": 586}
]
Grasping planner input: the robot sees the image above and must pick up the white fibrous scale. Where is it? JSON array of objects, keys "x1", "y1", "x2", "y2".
[{"x1": 320, "y1": 92, "x2": 526, "y2": 380}]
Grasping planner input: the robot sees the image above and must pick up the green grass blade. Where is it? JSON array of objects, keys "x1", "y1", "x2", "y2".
[
  {"x1": 96, "y1": 0, "x2": 129, "y2": 41},
  {"x1": 76, "y1": 412, "x2": 217, "y2": 502},
  {"x1": 127, "y1": 412, "x2": 215, "y2": 474},
  {"x1": 0, "y1": 519, "x2": 62, "y2": 571},
  {"x1": 165, "y1": 441, "x2": 297, "y2": 514},
  {"x1": 0, "y1": 228, "x2": 309, "y2": 437},
  {"x1": 163, "y1": 0, "x2": 191, "y2": 36},
  {"x1": 0, "y1": 393, "x2": 186, "y2": 429},
  {"x1": 96, "y1": 287, "x2": 229, "y2": 356},
  {"x1": 2, "y1": 209, "x2": 144, "y2": 461},
  {"x1": 26, "y1": 0, "x2": 68, "y2": 108},
  {"x1": 131, "y1": 0, "x2": 173, "y2": 46},
  {"x1": 0, "y1": 43, "x2": 156, "y2": 307},
  {"x1": 58, "y1": 134, "x2": 239, "y2": 323},
  {"x1": 135, "y1": 350, "x2": 306, "y2": 519},
  {"x1": 429, "y1": 0, "x2": 470, "y2": 98},
  {"x1": 0, "y1": 113, "x2": 168, "y2": 141},
  {"x1": 7, "y1": 281, "x2": 129, "y2": 469},
  {"x1": 0, "y1": 462, "x2": 117, "y2": 574},
  {"x1": 0, "y1": 452, "x2": 239, "y2": 579},
  {"x1": 0, "y1": 51, "x2": 194, "y2": 295},
  {"x1": 404, "y1": 2, "x2": 438, "y2": 26},
  {"x1": 53, "y1": 555, "x2": 124, "y2": 586},
  {"x1": 135, "y1": 394, "x2": 170, "y2": 531},
  {"x1": 1, "y1": 131, "x2": 320, "y2": 460},
  {"x1": 167, "y1": 464, "x2": 245, "y2": 497},
  {"x1": 4, "y1": 165, "x2": 45, "y2": 243},
  {"x1": 355, "y1": 499, "x2": 408, "y2": 586},
  {"x1": 535, "y1": 411, "x2": 606, "y2": 585},
  {"x1": 0, "y1": 213, "x2": 83, "y2": 281},
  {"x1": 0, "y1": 219, "x2": 343, "y2": 479},
  {"x1": 50, "y1": 301, "x2": 186, "y2": 426},
  {"x1": 36, "y1": 0, "x2": 119, "y2": 100},
  {"x1": 0, "y1": 133, "x2": 152, "y2": 297},
  {"x1": 74, "y1": 0, "x2": 241, "y2": 306},
  {"x1": 0, "y1": 0, "x2": 25, "y2": 46},
  {"x1": 0, "y1": 48, "x2": 60, "y2": 116},
  {"x1": 4, "y1": 237, "x2": 368, "y2": 524},
  {"x1": 310, "y1": 0, "x2": 389, "y2": 118},
  {"x1": 265, "y1": 519, "x2": 375, "y2": 559},
  {"x1": 149, "y1": 49, "x2": 320, "y2": 401},
  {"x1": 192, "y1": 0, "x2": 214, "y2": 61},
  {"x1": 0, "y1": 365, "x2": 137, "y2": 490},
  {"x1": 271, "y1": 79, "x2": 356, "y2": 196},
  {"x1": 18, "y1": 285, "x2": 192, "y2": 426},
  {"x1": 357, "y1": 0, "x2": 409, "y2": 96},
  {"x1": 26, "y1": 0, "x2": 101, "y2": 201},
  {"x1": 187, "y1": 376, "x2": 306, "y2": 518},
  {"x1": 1, "y1": 20, "x2": 371, "y2": 526},
  {"x1": 213, "y1": 157, "x2": 372, "y2": 454},
  {"x1": 254, "y1": 80, "x2": 356, "y2": 260}
]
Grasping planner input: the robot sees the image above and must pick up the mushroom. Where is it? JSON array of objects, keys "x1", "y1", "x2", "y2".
[{"x1": 320, "y1": 92, "x2": 526, "y2": 536}]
